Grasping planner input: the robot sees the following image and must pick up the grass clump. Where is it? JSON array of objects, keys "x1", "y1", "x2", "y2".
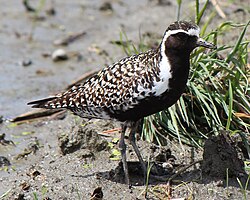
[{"x1": 142, "y1": 21, "x2": 250, "y2": 148}]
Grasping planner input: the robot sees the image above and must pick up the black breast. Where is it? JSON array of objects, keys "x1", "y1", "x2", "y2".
[{"x1": 109, "y1": 52, "x2": 190, "y2": 122}]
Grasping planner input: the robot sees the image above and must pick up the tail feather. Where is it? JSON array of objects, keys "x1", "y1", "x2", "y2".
[{"x1": 27, "y1": 97, "x2": 58, "y2": 108}]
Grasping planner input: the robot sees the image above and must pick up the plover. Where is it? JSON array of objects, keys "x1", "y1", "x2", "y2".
[{"x1": 28, "y1": 21, "x2": 215, "y2": 185}]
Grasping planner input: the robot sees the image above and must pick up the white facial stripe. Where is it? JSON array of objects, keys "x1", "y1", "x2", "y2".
[
  {"x1": 163, "y1": 28, "x2": 200, "y2": 40},
  {"x1": 187, "y1": 28, "x2": 200, "y2": 37},
  {"x1": 160, "y1": 28, "x2": 200, "y2": 55}
]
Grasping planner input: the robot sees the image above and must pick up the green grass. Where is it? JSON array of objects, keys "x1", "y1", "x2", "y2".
[
  {"x1": 236, "y1": 174, "x2": 250, "y2": 200},
  {"x1": 144, "y1": 157, "x2": 154, "y2": 198}
]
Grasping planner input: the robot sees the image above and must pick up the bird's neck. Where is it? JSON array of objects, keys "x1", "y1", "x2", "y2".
[
  {"x1": 158, "y1": 44, "x2": 191, "y2": 94},
  {"x1": 161, "y1": 47, "x2": 191, "y2": 71}
]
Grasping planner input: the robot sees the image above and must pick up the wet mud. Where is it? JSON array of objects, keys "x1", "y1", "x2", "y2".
[{"x1": 0, "y1": 0, "x2": 250, "y2": 199}]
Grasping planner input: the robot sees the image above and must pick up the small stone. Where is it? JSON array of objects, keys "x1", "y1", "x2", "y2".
[
  {"x1": 157, "y1": 0, "x2": 172, "y2": 6},
  {"x1": 162, "y1": 162, "x2": 173, "y2": 171},
  {"x1": 99, "y1": 2, "x2": 113, "y2": 12},
  {"x1": 52, "y1": 49, "x2": 68, "y2": 61},
  {"x1": 91, "y1": 187, "x2": 103, "y2": 200},
  {"x1": 0, "y1": 133, "x2": 15, "y2": 146},
  {"x1": 20, "y1": 59, "x2": 32, "y2": 67},
  {"x1": 216, "y1": 180, "x2": 224, "y2": 187},
  {"x1": 0, "y1": 156, "x2": 11, "y2": 167},
  {"x1": 0, "y1": 116, "x2": 3, "y2": 123},
  {"x1": 14, "y1": 193, "x2": 25, "y2": 200},
  {"x1": 20, "y1": 181, "x2": 30, "y2": 191},
  {"x1": 46, "y1": 8, "x2": 56, "y2": 16}
]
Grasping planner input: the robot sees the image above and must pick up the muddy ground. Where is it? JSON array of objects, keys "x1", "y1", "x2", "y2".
[{"x1": 0, "y1": 0, "x2": 250, "y2": 199}]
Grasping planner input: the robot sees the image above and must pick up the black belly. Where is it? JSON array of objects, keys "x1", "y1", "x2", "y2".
[
  {"x1": 110, "y1": 57, "x2": 190, "y2": 122},
  {"x1": 112, "y1": 65, "x2": 190, "y2": 122},
  {"x1": 111, "y1": 87, "x2": 185, "y2": 122}
]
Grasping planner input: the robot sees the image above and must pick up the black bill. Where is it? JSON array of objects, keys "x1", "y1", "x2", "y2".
[{"x1": 197, "y1": 38, "x2": 216, "y2": 49}]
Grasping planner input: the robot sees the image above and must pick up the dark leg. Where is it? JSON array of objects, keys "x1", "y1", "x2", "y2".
[
  {"x1": 129, "y1": 121, "x2": 147, "y2": 182},
  {"x1": 119, "y1": 123, "x2": 130, "y2": 185}
]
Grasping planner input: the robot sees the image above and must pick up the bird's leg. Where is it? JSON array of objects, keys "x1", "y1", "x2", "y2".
[
  {"x1": 129, "y1": 121, "x2": 147, "y2": 182},
  {"x1": 119, "y1": 122, "x2": 130, "y2": 185}
]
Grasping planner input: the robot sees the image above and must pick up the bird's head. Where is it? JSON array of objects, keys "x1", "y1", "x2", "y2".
[{"x1": 161, "y1": 21, "x2": 216, "y2": 55}]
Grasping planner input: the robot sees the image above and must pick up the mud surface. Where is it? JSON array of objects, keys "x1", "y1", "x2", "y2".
[
  {"x1": 202, "y1": 132, "x2": 246, "y2": 179},
  {"x1": 1, "y1": 0, "x2": 250, "y2": 199}
]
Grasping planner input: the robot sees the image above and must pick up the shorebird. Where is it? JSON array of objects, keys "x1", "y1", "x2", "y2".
[{"x1": 28, "y1": 21, "x2": 215, "y2": 185}]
